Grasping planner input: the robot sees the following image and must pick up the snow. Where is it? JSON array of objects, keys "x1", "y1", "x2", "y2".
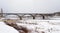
[
  {"x1": 16, "y1": 20, "x2": 60, "y2": 33},
  {"x1": 5, "y1": 15, "x2": 20, "y2": 19},
  {"x1": 49, "y1": 16, "x2": 60, "y2": 20},
  {"x1": 0, "y1": 17, "x2": 60, "y2": 33},
  {"x1": 0, "y1": 21, "x2": 19, "y2": 33}
]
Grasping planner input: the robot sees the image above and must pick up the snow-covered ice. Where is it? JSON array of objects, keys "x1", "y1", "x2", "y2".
[
  {"x1": 0, "y1": 19, "x2": 60, "y2": 33},
  {"x1": 16, "y1": 20, "x2": 60, "y2": 33}
]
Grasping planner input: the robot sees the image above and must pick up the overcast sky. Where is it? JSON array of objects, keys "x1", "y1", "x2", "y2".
[{"x1": 0, "y1": 0, "x2": 60, "y2": 13}]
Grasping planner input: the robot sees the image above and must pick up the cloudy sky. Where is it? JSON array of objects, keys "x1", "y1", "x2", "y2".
[{"x1": 0, "y1": 0, "x2": 60, "y2": 13}]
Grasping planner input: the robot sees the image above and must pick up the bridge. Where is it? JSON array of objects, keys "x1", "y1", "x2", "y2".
[{"x1": 0, "y1": 8, "x2": 60, "y2": 20}]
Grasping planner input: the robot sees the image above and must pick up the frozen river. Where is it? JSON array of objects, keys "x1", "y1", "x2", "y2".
[
  {"x1": 0, "y1": 19, "x2": 60, "y2": 33},
  {"x1": 16, "y1": 20, "x2": 60, "y2": 33}
]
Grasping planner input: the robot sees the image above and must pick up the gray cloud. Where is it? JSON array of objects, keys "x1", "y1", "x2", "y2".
[{"x1": 0, "y1": 0, "x2": 60, "y2": 13}]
